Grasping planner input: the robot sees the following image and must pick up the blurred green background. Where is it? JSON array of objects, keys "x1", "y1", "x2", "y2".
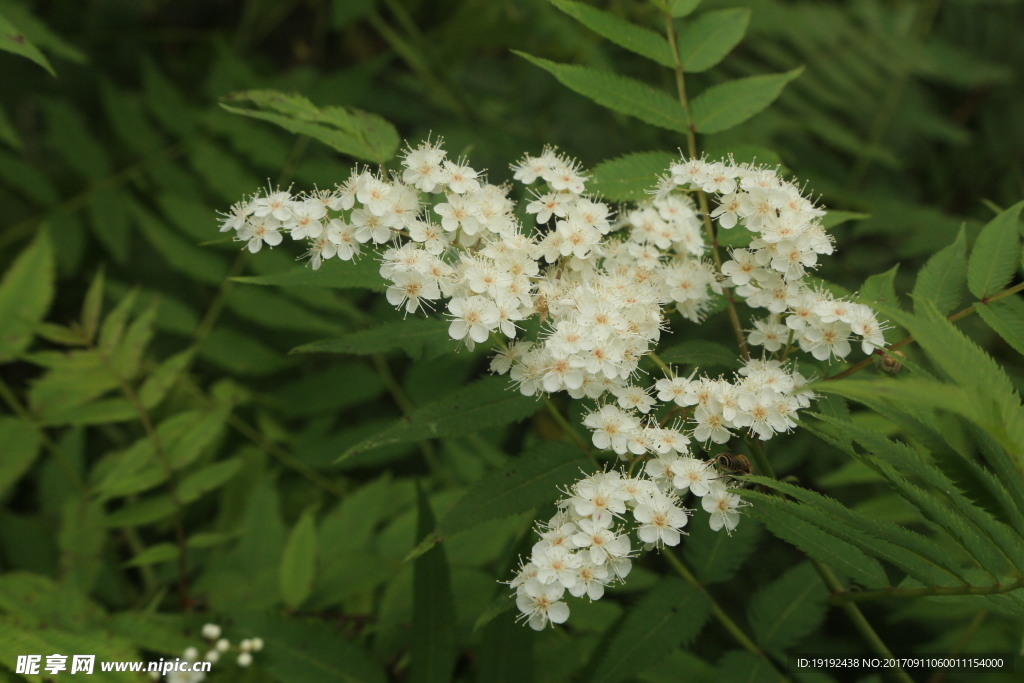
[{"x1": 1, "y1": 0, "x2": 1023, "y2": 681}]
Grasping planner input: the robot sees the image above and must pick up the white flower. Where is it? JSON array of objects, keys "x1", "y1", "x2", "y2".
[
  {"x1": 702, "y1": 483, "x2": 744, "y2": 533},
  {"x1": 447, "y1": 295, "x2": 499, "y2": 345},
  {"x1": 572, "y1": 516, "x2": 631, "y2": 565},
  {"x1": 671, "y1": 457, "x2": 716, "y2": 497},
  {"x1": 201, "y1": 624, "x2": 221, "y2": 640},
  {"x1": 442, "y1": 160, "x2": 481, "y2": 194},
  {"x1": 633, "y1": 490, "x2": 689, "y2": 547},
  {"x1": 387, "y1": 271, "x2": 441, "y2": 314},
  {"x1": 516, "y1": 577, "x2": 570, "y2": 630},
  {"x1": 533, "y1": 546, "x2": 582, "y2": 589},
  {"x1": 236, "y1": 216, "x2": 283, "y2": 253}
]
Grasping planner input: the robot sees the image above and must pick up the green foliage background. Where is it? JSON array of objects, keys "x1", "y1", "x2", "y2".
[{"x1": 1, "y1": 0, "x2": 1023, "y2": 681}]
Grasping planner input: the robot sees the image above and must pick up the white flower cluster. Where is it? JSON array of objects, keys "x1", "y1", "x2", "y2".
[
  {"x1": 665, "y1": 158, "x2": 887, "y2": 361},
  {"x1": 150, "y1": 624, "x2": 262, "y2": 682},
  {"x1": 512, "y1": 463, "x2": 744, "y2": 630}
]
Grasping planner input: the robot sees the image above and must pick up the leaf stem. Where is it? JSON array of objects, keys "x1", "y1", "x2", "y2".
[
  {"x1": 830, "y1": 576, "x2": 1024, "y2": 605},
  {"x1": 663, "y1": 550, "x2": 792, "y2": 682},
  {"x1": 826, "y1": 280, "x2": 1024, "y2": 381},
  {"x1": 812, "y1": 560, "x2": 915, "y2": 683},
  {"x1": 542, "y1": 396, "x2": 597, "y2": 467},
  {"x1": 0, "y1": 375, "x2": 87, "y2": 494},
  {"x1": 662, "y1": 12, "x2": 750, "y2": 362}
]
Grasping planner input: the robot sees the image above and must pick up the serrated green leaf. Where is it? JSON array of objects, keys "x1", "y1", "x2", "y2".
[
  {"x1": 0, "y1": 229, "x2": 54, "y2": 361},
  {"x1": 293, "y1": 319, "x2": 451, "y2": 360},
  {"x1": 716, "y1": 651, "x2": 777, "y2": 683},
  {"x1": 549, "y1": 0, "x2": 674, "y2": 67},
  {"x1": 0, "y1": 11, "x2": 54, "y2": 75},
  {"x1": 589, "y1": 151, "x2": 676, "y2": 202},
  {"x1": 967, "y1": 200, "x2": 1024, "y2": 299},
  {"x1": 0, "y1": 417, "x2": 42, "y2": 497},
  {"x1": 233, "y1": 256, "x2": 385, "y2": 291},
  {"x1": 748, "y1": 562, "x2": 828, "y2": 650},
  {"x1": 123, "y1": 542, "x2": 178, "y2": 567},
  {"x1": 338, "y1": 376, "x2": 542, "y2": 462},
  {"x1": 656, "y1": 339, "x2": 743, "y2": 370},
  {"x1": 744, "y1": 494, "x2": 889, "y2": 588},
  {"x1": 683, "y1": 514, "x2": 761, "y2": 584},
  {"x1": 912, "y1": 226, "x2": 967, "y2": 315},
  {"x1": 676, "y1": 9, "x2": 750, "y2": 73},
  {"x1": 691, "y1": 67, "x2": 803, "y2": 134},
  {"x1": 407, "y1": 441, "x2": 592, "y2": 561},
  {"x1": 411, "y1": 487, "x2": 456, "y2": 683},
  {"x1": 744, "y1": 478, "x2": 967, "y2": 585},
  {"x1": 590, "y1": 579, "x2": 710, "y2": 683},
  {"x1": 220, "y1": 89, "x2": 399, "y2": 164},
  {"x1": 817, "y1": 413, "x2": 1024, "y2": 572},
  {"x1": 280, "y1": 508, "x2": 317, "y2": 609},
  {"x1": 976, "y1": 298, "x2": 1024, "y2": 356},
  {"x1": 515, "y1": 51, "x2": 689, "y2": 133},
  {"x1": 858, "y1": 265, "x2": 899, "y2": 311}
]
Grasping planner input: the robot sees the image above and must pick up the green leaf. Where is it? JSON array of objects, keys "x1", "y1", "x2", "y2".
[
  {"x1": 0, "y1": 229, "x2": 54, "y2": 361},
  {"x1": 683, "y1": 514, "x2": 761, "y2": 584},
  {"x1": 0, "y1": 417, "x2": 42, "y2": 497},
  {"x1": 912, "y1": 226, "x2": 967, "y2": 315},
  {"x1": 338, "y1": 376, "x2": 542, "y2": 462},
  {"x1": 715, "y1": 651, "x2": 777, "y2": 683},
  {"x1": 676, "y1": 9, "x2": 750, "y2": 73},
  {"x1": 549, "y1": 0, "x2": 674, "y2": 67},
  {"x1": 407, "y1": 441, "x2": 593, "y2": 561},
  {"x1": 589, "y1": 151, "x2": 676, "y2": 202},
  {"x1": 80, "y1": 267, "x2": 105, "y2": 344},
  {"x1": 280, "y1": 508, "x2": 318, "y2": 610},
  {"x1": 177, "y1": 457, "x2": 243, "y2": 502},
  {"x1": 744, "y1": 494, "x2": 889, "y2": 589},
  {"x1": 514, "y1": 51, "x2": 689, "y2": 133},
  {"x1": 0, "y1": 11, "x2": 54, "y2": 75},
  {"x1": 858, "y1": 265, "x2": 900, "y2": 310},
  {"x1": 0, "y1": 102, "x2": 20, "y2": 148},
  {"x1": 293, "y1": 319, "x2": 451, "y2": 360},
  {"x1": 590, "y1": 579, "x2": 710, "y2": 683},
  {"x1": 231, "y1": 612, "x2": 386, "y2": 683},
  {"x1": 669, "y1": 0, "x2": 702, "y2": 18},
  {"x1": 123, "y1": 542, "x2": 178, "y2": 567},
  {"x1": 476, "y1": 612, "x2": 534, "y2": 683},
  {"x1": 967, "y1": 200, "x2": 1024, "y2": 299},
  {"x1": 131, "y1": 202, "x2": 229, "y2": 285},
  {"x1": 691, "y1": 67, "x2": 804, "y2": 134},
  {"x1": 138, "y1": 349, "x2": 196, "y2": 409},
  {"x1": 820, "y1": 211, "x2": 870, "y2": 230},
  {"x1": 748, "y1": 562, "x2": 829, "y2": 650},
  {"x1": 233, "y1": 256, "x2": 385, "y2": 291},
  {"x1": 656, "y1": 339, "x2": 743, "y2": 371},
  {"x1": 220, "y1": 89, "x2": 399, "y2": 164},
  {"x1": 104, "y1": 496, "x2": 176, "y2": 528},
  {"x1": 411, "y1": 487, "x2": 457, "y2": 683},
  {"x1": 976, "y1": 298, "x2": 1024, "y2": 357},
  {"x1": 58, "y1": 497, "x2": 105, "y2": 593},
  {"x1": 743, "y1": 478, "x2": 966, "y2": 586}
]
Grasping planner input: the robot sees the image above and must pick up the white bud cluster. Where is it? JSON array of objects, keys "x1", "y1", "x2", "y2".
[
  {"x1": 150, "y1": 624, "x2": 263, "y2": 681},
  {"x1": 512, "y1": 461, "x2": 746, "y2": 630}
]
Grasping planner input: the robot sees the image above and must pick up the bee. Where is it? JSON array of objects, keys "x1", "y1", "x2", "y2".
[{"x1": 713, "y1": 452, "x2": 753, "y2": 479}]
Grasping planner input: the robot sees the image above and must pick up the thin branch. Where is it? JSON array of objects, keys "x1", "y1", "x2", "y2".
[
  {"x1": 663, "y1": 550, "x2": 792, "y2": 682},
  {"x1": 830, "y1": 576, "x2": 1024, "y2": 605}
]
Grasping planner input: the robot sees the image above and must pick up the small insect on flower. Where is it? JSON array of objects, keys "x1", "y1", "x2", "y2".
[{"x1": 712, "y1": 452, "x2": 753, "y2": 486}]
